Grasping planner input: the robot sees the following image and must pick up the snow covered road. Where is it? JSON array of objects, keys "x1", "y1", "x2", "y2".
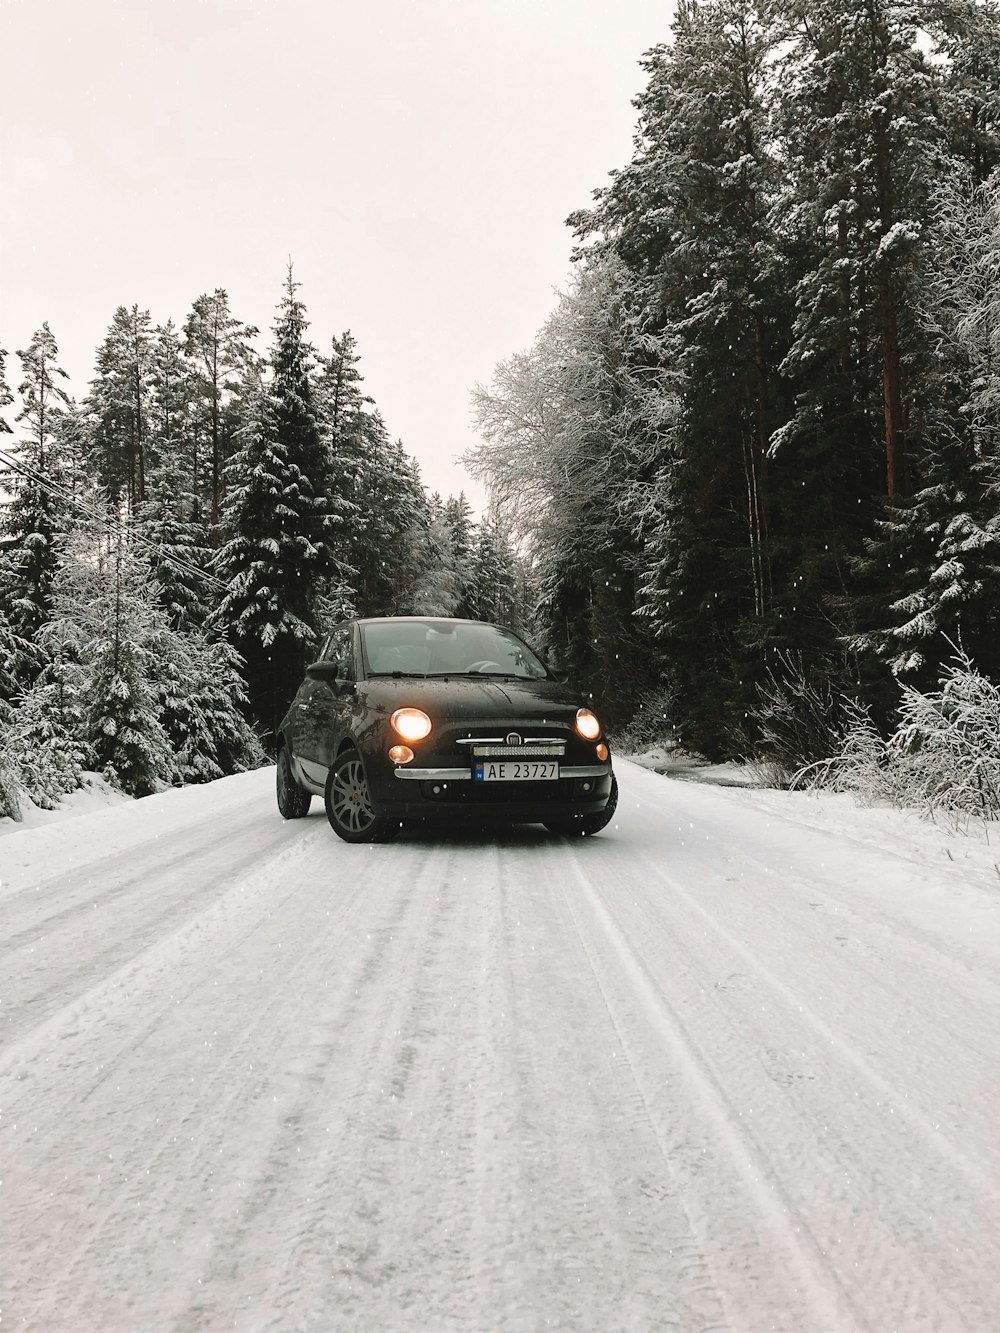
[{"x1": 2, "y1": 761, "x2": 999, "y2": 1332}]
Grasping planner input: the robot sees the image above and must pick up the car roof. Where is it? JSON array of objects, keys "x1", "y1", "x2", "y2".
[{"x1": 355, "y1": 616, "x2": 494, "y2": 628}]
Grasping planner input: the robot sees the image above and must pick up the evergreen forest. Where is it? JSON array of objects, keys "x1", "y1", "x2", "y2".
[
  {"x1": 0, "y1": 272, "x2": 528, "y2": 815},
  {"x1": 468, "y1": 0, "x2": 1000, "y2": 777},
  {"x1": 5, "y1": 0, "x2": 1000, "y2": 818}
]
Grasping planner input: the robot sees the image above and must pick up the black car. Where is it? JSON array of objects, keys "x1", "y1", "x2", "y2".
[{"x1": 276, "y1": 616, "x2": 618, "y2": 842}]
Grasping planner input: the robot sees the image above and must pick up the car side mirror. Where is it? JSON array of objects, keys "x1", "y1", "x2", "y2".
[
  {"x1": 306, "y1": 660, "x2": 342, "y2": 682},
  {"x1": 550, "y1": 668, "x2": 569, "y2": 683}
]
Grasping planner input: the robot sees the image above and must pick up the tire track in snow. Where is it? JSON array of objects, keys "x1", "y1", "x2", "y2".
[
  {"x1": 0, "y1": 807, "x2": 279, "y2": 953},
  {"x1": 157, "y1": 848, "x2": 460, "y2": 1332},
  {"x1": 2, "y1": 821, "x2": 368, "y2": 1332},
  {"x1": 562, "y1": 776, "x2": 1000, "y2": 1332},
  {"x1": 55, "y1": 863, "x2": 381, "y2": 1333},
  {"x1": 560, "y1": 858, "x2": 863, "y2": 1332},
  {"x1": 626, "y1": 839, "x2": 997, "y2": 1196},
  {"x1": 0, "y1": 816, "x2": 330, "y2": 1065},
  {"x1": 1, "y1": 816, "x2": 324, "y2": 1052},
  {"x1": 503, "y1": 843, "x2": 731, "y2": 1333}
]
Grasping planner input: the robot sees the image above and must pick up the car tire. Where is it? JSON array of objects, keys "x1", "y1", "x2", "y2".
[
  {"x1": 545, "y1": 773, "x2": 618, "y2": 837},
  {"x1": 276, "y1": 745, "x2": 312, "y2": 818},
  {"x1": 324, "y1": 750, "x2": 398, "y2": 844}
]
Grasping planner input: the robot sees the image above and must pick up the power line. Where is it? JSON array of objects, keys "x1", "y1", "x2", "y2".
[{"x1": 0, "y1": 446, "x2": 230, "y2": 594}]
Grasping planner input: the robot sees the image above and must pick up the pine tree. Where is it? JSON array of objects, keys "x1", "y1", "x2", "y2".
[
  {"x1": 406, "y1": 494, "x2": 464, "y2": 616},
  {"x1": 213, "y1": 269, "x2": 342, "y2": 738},
  {"x1": 50, "y1": 525, "x2": 178, "y2": 797},
  {"x1": 380, "y1": 439, "x2": 432, "y2": 613},
  {"x1": 1, "y1": 345, "x2": 16, "y2": 713},
  {"x1": 461, "y1": 0, "x2": 1000, "y2": 752},
  {"x1": 138, "y1": 322, "x2": 214, "y2": 629},
  {"x1": 927, "y1": 169, "x2": 1000, "y2": 448},
  {"x1": 316, "y1": 331, "x2": 423, "y2": 617},
  {"x1": 48, "y1": 396, "x2": 90, "y2": 504},
  {"x1": 7, "y1": 641, "x2": 92, "y2": 811},
  {"x1": 85, "y1": 304, "x2": 155, "y2": 511},
  {"x1": 1, "y1": 323, "x2": 72, "y2": 648},
  {"x1": 315, "y1": 330, "x2": 436, "y2": 618},
  {"x1": 0, "y1": 601, "x2": 36, "y2": 821},
  {"x1": 463, "y1": 520, "x2": 518, "y2": 625},
  {"x1": 766, "y1": 2, "x2": 1000, "y2": 734},
  {"x1": 153, "y1": 625, "x2": 264, "y2": 783},
  {"x1": 0, "y1": 346, "x2": 13, "y2": 433},
  {"x1": 772, "y1": 0, "x2": 947, "y2": 506},
  {"x1": 855, "y1": 493, "x2": 1000, "y2": 684},
  {"x1": 929, "y1": 0, "x2": 1000, "y2": 185},
  {"x1": 0, "y1": 612, "x2": 35, "y2": 825},
  {"x1": 0, "y1": 647, "x2": 23, "y2": 817},
  {"x1": 317, "y1": 329, "x2": 369, "y2": 444},
  {"x1": 444, "y1": 493, "x2": 476, "y2": 614},
  {"x1": 581, "y1": 0, "x2": 785, "y2": 610},
  {"x1": 353, "y1": 408, "x2": 397, "y2": 611},
  {"x1": 852, "y1": 167, "x2": 1000, "y2": 688},
  {"x1": 0, "y1": 606, "x2": 36, "y2": 714},
  {"x1": 183, "y1": 289, "x2": 257, "y2": 541}
]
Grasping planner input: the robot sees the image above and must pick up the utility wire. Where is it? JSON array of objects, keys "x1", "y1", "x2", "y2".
[
  {"x1": 0, "y1": 445, "x2": 227, "y2": 593},
  {"x1": 0, "y1": 446, "x2": 230, "y2": 594}
]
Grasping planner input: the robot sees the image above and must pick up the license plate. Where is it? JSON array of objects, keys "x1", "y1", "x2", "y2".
[{"x1": 473, "y1": 760, "x2": 559, "y2": 782}]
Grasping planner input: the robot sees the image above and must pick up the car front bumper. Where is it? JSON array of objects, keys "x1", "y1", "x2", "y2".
[
  {"x1": 368, "y1": 763, "x2": 615, "y2": 824},
  {"x1": 391, "y1": 763, "x2": 610, "y2": 781}
]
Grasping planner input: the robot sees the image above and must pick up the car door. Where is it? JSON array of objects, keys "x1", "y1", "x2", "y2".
[
  {"x1": 296, "y1": 624, "x2": 355, "y2": 788},
  {"x1": 289, "y1": 634, "x2": 327, "y2": 777}
]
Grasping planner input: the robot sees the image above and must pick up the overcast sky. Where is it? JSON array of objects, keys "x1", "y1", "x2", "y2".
[{"x1": 2, "y1": 0, "x2": 673, "y2": 508}]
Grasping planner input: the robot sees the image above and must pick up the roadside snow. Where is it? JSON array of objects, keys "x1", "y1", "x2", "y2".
[
  {"x1": 2, "y1": 759, "x2": 998, "y2": 1332},
  {"x1": 0, "y1": 772, "x2": 132, "y2": 839},
  {"x1": 628, "y1": 743, "x2": 759, "y2": 786}
]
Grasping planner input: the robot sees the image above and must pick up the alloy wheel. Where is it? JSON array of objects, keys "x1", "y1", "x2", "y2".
[{"x1": 328, "y1": 756, "x2": 377, "y2": 835}]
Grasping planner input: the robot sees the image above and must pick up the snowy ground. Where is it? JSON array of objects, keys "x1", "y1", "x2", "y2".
[
  {"x1": 627, "y1": 744, "x2": 760, "y2": 787},
  {"x1": 0, "y1": 772, "x2": 131, "y2": 838},
  {"x1": 2, "y1": 760, "x2": 998, "y2": 1332}
]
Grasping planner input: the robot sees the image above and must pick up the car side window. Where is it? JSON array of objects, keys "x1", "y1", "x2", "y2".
[{"x1": 324, "y1": 626, "x2": 354, "y2": 680}]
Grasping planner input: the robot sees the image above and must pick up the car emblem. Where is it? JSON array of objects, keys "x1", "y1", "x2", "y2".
[{"x1": 506, "y1": 732, "x2": 523, "y2": 746}]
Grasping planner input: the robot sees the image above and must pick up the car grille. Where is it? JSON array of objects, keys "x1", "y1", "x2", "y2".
[
  {"x1": 468, "y1": 743, "x2": 563, "y2": 757},
  {"x1": 418, "y1": 778, "x2": 578, "y2": 804},
  {"x1": 452, "y1": 729, "x2": 569, "y2": 759}
]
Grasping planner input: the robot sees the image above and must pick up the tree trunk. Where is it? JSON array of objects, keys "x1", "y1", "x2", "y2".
[
  {"x1": 880, "y1": 267, "x2": 907, "y2": 503},
  {"x1": 210, "y1": 337, "x2": 221, "y2": 545}
]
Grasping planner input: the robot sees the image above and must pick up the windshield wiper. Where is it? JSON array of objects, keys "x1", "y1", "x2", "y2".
[
  {"x1": 426, "y1": 670, "x2": 519, "y2": 679},
  {"x1": 367, "y1": 670, "x2": 430, "y2": 678}
]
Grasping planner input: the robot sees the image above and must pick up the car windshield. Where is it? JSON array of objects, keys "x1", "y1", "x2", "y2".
[{"x1": 361, "y1": 621, "x2": 550, "y2": 680}]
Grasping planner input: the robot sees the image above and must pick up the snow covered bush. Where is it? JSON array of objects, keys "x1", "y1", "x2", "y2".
[
  {"x1": 154, "y1": 628, "x2": 266, "y2": 784},
  {"x1": 803, "y1": 650, "x2": 1000, "y2": 822},
  {"x1": 0, "y1": 609, "x2": 35, "y2": 820},
  {"x1": 750, "y1": 652, "x2": 860, "y2": 788},
  {"x1": 7, "y1": 678, "x2": 92, "y2": 810},
  {"x1": 615, "y1": 686, "x2": 678, "y2": 754},
  {"x1": 6, "y1": 612, "x2": 93, "y2": 809},
  {"x1": 0, "y1": 738, "x2": 23, "y2": 822},
  {"x1": 794, "y1": 703, "x2": 894, "y2": 803}
]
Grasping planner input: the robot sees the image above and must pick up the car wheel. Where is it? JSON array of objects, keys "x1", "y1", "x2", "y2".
[
  {"x1": 325, "y1": 750, "x2": 398, "y2": 844},
  {"x1": 545, "y1": 773, "x2": 618, "y2": 837},
  {"x1": 276, "y1": 745, "x2": 312, "y2": 818}
]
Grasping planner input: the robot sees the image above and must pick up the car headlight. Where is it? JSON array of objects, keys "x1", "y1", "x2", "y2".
[
  {"x1": 576, "y1": 708, "x2": 601, "y2": 740},
  {"x1": 391, "y1": 707, "x2": 432, "y2": 742}
]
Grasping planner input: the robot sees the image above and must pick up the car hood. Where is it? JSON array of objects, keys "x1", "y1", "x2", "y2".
[{"x1": 360, "y1": 675, "x2": 586, "y2": 723}]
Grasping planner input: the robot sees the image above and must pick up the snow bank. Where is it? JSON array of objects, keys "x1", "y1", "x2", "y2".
[{"x1": 0, "y1": 772, "x2": 132, "y2": 839}]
